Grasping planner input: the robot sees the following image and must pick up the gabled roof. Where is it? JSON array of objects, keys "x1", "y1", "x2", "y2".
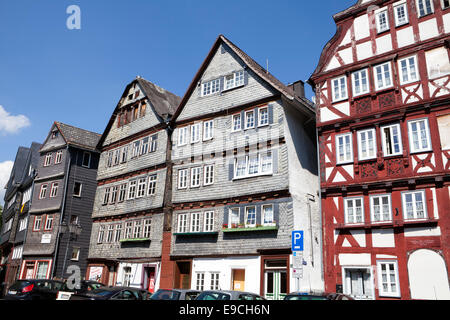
[
  {"x1": 4, "y1": 146, "x2": 29, "y2": 201},
  {"x1": 97, "y1": 77, "x2": 181, "y2": 149},
  {"x1": 53, "y1": 121, "x2": 101, "y2": 152},
  {"x1": 172, "y1": 34, "x2": 314, "y2": 121}
]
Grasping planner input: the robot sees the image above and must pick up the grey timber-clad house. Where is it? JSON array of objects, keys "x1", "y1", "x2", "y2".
[
  {"x1": 86, "y1": 77, "x2": 181, "y2": 292},
  {"x1": 20, "y1": 122, "x2": 100, "y2": 281},
  {"x1": 167, "y1": 35, "x2": 324, "y2": 298},
  {"x1": 0, "y1": 142, "x2": 41, "y2": 295}
]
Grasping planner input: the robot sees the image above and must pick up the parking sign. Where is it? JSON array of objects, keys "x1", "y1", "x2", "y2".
[{"x1": 292, "y1": 230, "x2": 304, "y2": 251}]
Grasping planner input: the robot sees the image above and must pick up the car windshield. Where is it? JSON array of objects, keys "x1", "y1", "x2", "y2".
[
  {"x1": 9, "y1": 281, "x2": 32, "y2": 291},
  {"x1": 150, "y1": 289, "x2": 181, "y2": 300},
  {"x1": 196, "y1": 292, "x2": 231, "y2": 300},
  {"x1": 285, "y1": 295, "x2": 328, "y2": 300},
  {"x1": 89, "y1": 289, "x2": 116, "y2": 297}
]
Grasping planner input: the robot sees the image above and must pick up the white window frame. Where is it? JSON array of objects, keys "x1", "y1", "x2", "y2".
[
  {"x1": 377, "y1": 261, "x2": 401, "y2": 298},
  {"x1": 394, "y1": 2, "x2": 409, "y2": 26},
  {"x1": 244, "y1": 110, "x2": 255, "y2": 130},
  {"x1": 140, "y1": 137, "x2": 149, "y2": 156},
  {"x1": 120, "y1": 146, "x2": 128, "y2": 163},
  {"x1": 245, "y1": 206, "x2": 257, "y2": 228},
  {"x1": 44, "y1": 153, "x2": 52, "y2": 167},
  {"x1": 190, "y1": 123, "x2": 201, "y2": 144},
  {"x1": 203, "y1": 120, "x2": 214, "y2": 141},
  {"x1": 407, "y1": 118, "x2": 432, "y2": 153},
  {"x1": 442, "y1": 0, "x2": 450, "y2": 9},
  {"x1": 106, "y1": 224, "x2": 114, "y2": 243},
  {"x1": 178, "y1": 169, "x2": 188, "y2": 189},
  {"x1": 374, "y1": 62, "x2": 393, "y2": 91},
  {"x1": 73, "y1": 182, "x2": 82, "y2": 197},
  {"x1": 344, "y1": 197, "x2": 365, "y2": 224},
  {"x1": 133, "y1": 220, "x2": 142, "y2": 239},
  {"x1": 103, "y1": 187, "x2": 110, "y2": 205},
  {"x1": 195, "y1": 272, "x2": 205, "y2": 291},
  {"x1": 229, "y1": 208, "x2": 240, "y2": 228},
  {"x1": 132, "y1": 140, "x2": 141, "y2": 158},
  {"x1": 224, "y1": 70, "x2": 245, "y2": 91},
  {"x1": 402, "y1": 190, "x2": 427, "y2": 220},
  {"x1": 201, "y1": 78, "x2": 221, "y2": 97},
  {"x1": 376, "y1": 9, "x2": 390, "y2": 33},
  {"x1": 233, "y1": 153, "x2": 273, "y2": 179},
  {"x1": 177, "y1": 213, "x2": 188, "y2": 233},
  {"x1": 190, "y1": 167, "x2": 201, "y2": 188},
  {"x1": 204, "y1": 211, "x2": 214, "y2": 232},
  {"x1": 210, "y1": 272, "x2": 220, "y2": 290},
  {"x1": 114, "y1": 223, "x2": 122, "y2": 242},
  {"x1": 232, "y1": 113, "x2": 242, "y2": 132},
  {"x1": 39, "y1": 184, "x2": 48, "y2": 199},
  {"x1": 97, "y1": 225, "x2": 105, "y2": 244},
  {"x1": 203, "y1": 164, "x2": 214, "y2": 186},
  {"x1": 258, "y1": 106, "x2": 269, "y2": 127},
  {"x1": 50, "y1": 183, "x2": 58, "y2": 198},
  {"x1": 370, "y1": 194, "x2": 393, "y2": 222},
  {"x1": 398, "y1": 55, "x2": 419, "y2": 85},
  {"x1": 262, "y1": 204, "x2": 275, "y2": 226},
  {"x1": 127, "y1": 180, "x2": 137, "y2": 200},
  {"x1": 34, "y1": 216, "x2": 42, "y2": 231},
  {"x1": 147, "y1": 174, "x2": 157, "y2": 196},
  {"x1": 55, "y1": 150, "x2": 63, "y2": 164},
  {"x1": 143, "y1": 219, "x2": 152, "y2": 238},
  {"x1": 44, "y1": 215, "x2": 53, "y2": 231},
  {"x1": 416, "y1": 0, "x2": 434, "y2": 17},
  {"x1": 336, "y1": 133, "x2": 353, "y2": 164},
  {"x1": 381, "y1": 123, "x2": 403, "y2": 157},
  {"x1": 136, "y1": 177, "x2": 146, "y2": 198},
  {"x1": 178, "y1": 127, "x2": 188, "y2": 146},
  {"x1": 118, "y1": 184, "x2": 127, "y2": 202},
  {"x1": 357, "y1": 128, "x2": 377, "y2": 160},
  {"x1": 351, "y1": 69, "x2": 370, "y2": 97},
  {"x1": 82, "y1": 152, "x2": 91, "y2": 168},
  {"x1": 19, "y1": 217, "x2": 28, "y2": 232},
  {"x1": 190, "y1": 212, "x2": 201, "y2": 233},
  {"x1": 331, "y1": 75, "x2": 348, "y2": 102}
]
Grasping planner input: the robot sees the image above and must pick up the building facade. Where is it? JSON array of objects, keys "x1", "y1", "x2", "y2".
[
  {"x1": 86, "y1": 77, "x2": 181, "y2": 292},
  {"x1": 20, "y1": 122, "x2": 100, "y2": 281},
  {"x1": 165, "y1": 35, "x2": 323, "y2": 299},
  {"x1": 309, "y1": 0, "x2": 450, "y2": 300}
]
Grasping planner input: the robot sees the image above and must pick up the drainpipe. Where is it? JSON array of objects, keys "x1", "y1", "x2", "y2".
[
  {"x1": 315, "y1": 126, "x2": 324, "y2": 284},
  {"x1": 51, "y1": 145, "x2": 71, "y2": 279}
]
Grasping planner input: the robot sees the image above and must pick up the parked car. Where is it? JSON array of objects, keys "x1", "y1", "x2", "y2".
[
  {"x1": 284, "y1": 292, "x2": 354, "y2": 300},
  {"x1": 150, "y1": 288, "x2": 201, "y2": 300},
  {"x1": 69, "y1": 286, "x2": 146, "y2": 300},
  {"x1": 195, "y1": 290, "x2": 266, "y2": 301},
  {"x1": 4, "y1": 279, "x2": 65, "y2": 300},
  {"x1": 56, "y1": 280, "x2": 105, "y2": 300}
]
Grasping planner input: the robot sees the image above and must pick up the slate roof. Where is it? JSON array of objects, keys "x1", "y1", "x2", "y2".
[{"x1": 54, "y1": 121, "x2": 101, "y2": 151}]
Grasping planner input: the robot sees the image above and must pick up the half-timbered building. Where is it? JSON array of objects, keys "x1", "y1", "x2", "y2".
[{"x1": 309, "y1": 0, "x2": 450, "y2": 300}]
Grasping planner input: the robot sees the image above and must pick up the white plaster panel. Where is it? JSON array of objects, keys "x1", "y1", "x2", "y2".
[
  {"x1": 333, "y1": 101, "x2": 350, "y2": 116},
  {"x1": 404, "y1": 226, "x2": 441, "y2": 237},
  {"x1": 356, "y1": 41, "x2": 373, "y2": 61},
  {"x1": 419, "y1": 18, "x2": 439, "y2": 41},
  {"x1": 354, "y1": 15, "x2": 370, "y2": 40},
  {"x1": 339, "y1": 253, "x2": 371, "y2": 266},
  {"x1": 339, "y1": 47, "x2": 353, "y2": 65},
  {"x1": 320, "y1": 107, "x2": 341, "y2": 122},
  {"x1": 376, "y1": 34, "x2": 392, "y2": 55},
  {"x1": 372, "y1": 229, "x2": 395, "y2": 247},
  {"x1": 444, "y1": 13, "x2": 450, "y2": 34},
  {"x1": 350, "y1": 229, "x2": 366, "y2": 247},
  {"x1": 396, "y1": 27, "x2": 415, "y2": 48}
]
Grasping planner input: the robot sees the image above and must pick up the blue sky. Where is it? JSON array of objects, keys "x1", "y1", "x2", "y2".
[{"x1": 0, "y1": 0, "x2": 356, "y2": 200}]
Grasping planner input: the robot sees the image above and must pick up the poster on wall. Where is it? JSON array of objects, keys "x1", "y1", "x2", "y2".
[{"x1": 88, "y1": 266, "x2": 103, "y2": 281}]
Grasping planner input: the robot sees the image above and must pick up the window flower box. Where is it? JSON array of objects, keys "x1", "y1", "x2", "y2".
[
  {"x1": 222, "y1": 225, "x2": 278, "y2": 233},
  {"x1": 119, "y1": 237, "x2": 151, "y2": 243}
]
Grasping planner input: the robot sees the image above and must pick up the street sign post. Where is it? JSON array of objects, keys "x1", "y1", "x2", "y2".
[{"x1": 292, "y1": 231, "x2": 304, "y2": 289}]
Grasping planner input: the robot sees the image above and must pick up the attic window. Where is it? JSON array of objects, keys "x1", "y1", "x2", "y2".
[
  {"x1": 82, "y1": 152, "x2": 91, "y2": 168},
  {"x1": 51, "y1": 131, "x2": 59, "y2": 139},
  {"x1": 128, "y1": 94, "x2": 134, "y2": 101}
]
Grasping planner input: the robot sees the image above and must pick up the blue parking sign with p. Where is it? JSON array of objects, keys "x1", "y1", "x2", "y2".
[{"x1": 292, "y1": 231, "x2": 304, "y2": 251}]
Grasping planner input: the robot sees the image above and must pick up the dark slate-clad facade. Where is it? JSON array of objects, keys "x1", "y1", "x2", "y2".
[
  {"x1": 0, "y1": 142, "x2": 41, "y2": 296},
  {"x1": 20, "y1": 122, "x2": 100, "y2": 281}
]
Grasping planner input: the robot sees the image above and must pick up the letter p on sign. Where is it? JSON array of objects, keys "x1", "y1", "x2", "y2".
[{"x1": 292, "y1": 231, "x2": 304, "y2": 252}]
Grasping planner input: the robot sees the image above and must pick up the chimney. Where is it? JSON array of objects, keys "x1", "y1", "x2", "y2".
[{"x1": 287, "y1": 80, "x2": 305, "y2": 99}]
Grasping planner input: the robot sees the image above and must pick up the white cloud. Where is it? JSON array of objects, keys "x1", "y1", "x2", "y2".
[
  {"x1": 0, "y1": 105, "x2": 31, "y2": 134},
  {"x1": 0, "y1": 160, "x2": 14, "y2": 205}
]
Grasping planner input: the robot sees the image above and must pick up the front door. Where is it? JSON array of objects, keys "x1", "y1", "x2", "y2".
[
  {"x1": 232, "y1": 269, "x2": 245, "y2": 291},
  {"x1": 144, "y1": 268, "x2": 155, "y2": 293},
  {"x1": 264, "y1": 270, "x2": 287, "y2": 300}
]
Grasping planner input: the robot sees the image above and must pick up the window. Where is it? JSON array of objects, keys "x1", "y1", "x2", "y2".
[
  {"x1": 39, "y1": 184, "x2": 48, "y2": 199},
  {"x1": 343, "y1": 267, "x2": 374, "y2": 300},
  {"x1": 150, "y1": 135, "x2": 157, "y2": 152},
  {"x1": 394, "y1": 2, "x2": 409, "y2": 26},
  {"x1": 51, "y1": 130, "x2": 59, "y2": 139},
  {"x1": 97, "y1": 225, "x2": 105, "y2": 243},
  {"x1": 224, "y1": 70, "x2": 245, "y2": 90},
  {"x1": 82, "y1": 152, "x2": 91, "y2": 168},
  {"x1": 44, "y1": 153, "x2": 52, "y2": 167},
  {"x1": 376, "y1": 9, "x2": 390, "y2": 33},
  {"x1": 344, "y1": 198, "x2": 364, "y2": 224},
  {"x1": 191, "y1": 123, "x2": 201, "y2": 143},
  {"x1": 55, "y1": 150, "x2": 63, "y2": 164},
  {"x1": 127, "y1": 181, "x2": 137, "y2": 200},
  {"x1": 113, "y1": 149, "x2": 120, "y2": 166},
  {"x1": 44, "y1": 215, "x2": 53, "y2": 231},
  {"x1": 374, "y1": 62, "x2": 393, "y2": 90},
  {"x1": 33, "y1": 216, "x2": 42, "y2": 231},
  {"x1": 352, "y1": 69, "x2": 370, "y2": 96},
  {"x1": 73, "y1": 182, "x2": 82, "y2": 197},
  {"x1": 36, "y1": 262, "x2": 49, "y2": 279},
  {"x1": 260, "y1": 153, "x2": 273, "y2": 174},
  {"x1": 377, "y1": 261, "x2": 400, "y2": 297},
  {"x1": 132, "y1": 141, "x2": 141, "y2": 158},
  {"x1": 258, "y1": 106, "x2": 269, "y2": 126},
  {"x1": 204, "y1": 164, "x2": 214, "y2": 186},
  {"x1": 71, "y1": 248, "x2": 80, "y2": 261},
  {"x1": 190, "y1": 167, "x2": 201, "y2": 188},
  {"x1": 133, "y1": 220, "x2": 142, "y2": 239},
  {"x1": 177, "y1": 214, "x2": 188, "y2": 233},
  {"x1": 245, "y1": 110, "x2": 255, "y2": 129},
  {"x1": 178, "y1": 127, "x2": 188, "y2": 146},
  {"x1": 107, "y1": 152, "x2": 113, "y2": 167},
  {"x1": 402, "y1": 190, "x2": 427, "y2": 220},
  {"x1": 118, "y1": 184, "x2": 127, "y2": 202},
  {"x1": 248, "y1": 155, "x2": 259, "y2": 175},
  {"x1": 331, "y1": 76, "x2": 348, "y2": 102},
  {"x1": 263, "y1": 204, "x2": 274, "y2": 225},
  {"x1": 229, "y1": 208, "x2": 240, "y2": 228},
  {"x1": 398, "y1": 56, "x2": 419, "y2": 84},
  {"x1": 125, "y1": 222, "x2": 133, "y2": 239},
  {"x1": 143, "y1": 219, "x2": 151, "y2": 238},
  {"x1": 140, "y1": 137, "x2": 149, "y2": 156},
  {"x1": 210, "y1": 272, "x2": 220, "y2": 290},
  {"x1": 70, "y1": 215, "x2": 79, "y2": 225},
  {"x1": 232, "y1": 114, "x2": 242, "y2": 132},
  {"x1": 114, "y1": 224, "x2": 122, "y2": 242},
  {"x1": 103, "y1": 187, "x2": 110, "y2": 205},
  {"x1": 245, "y1": 206, "x2": 256, "y2": 227},
  {"x1": 443, "y1": 0, "x2": 450, "y2": 9},
  {"x1": 196, "y1": 273, "x2": 205, "y2": 291},
  {"x1": 234, "y1": 153, "x2": 273, "y2": 179},
  {"x1": 336, "y1": 133, "x2": 353, "y2": 164},
  {"x1": 204, "y1": 211, "x2": 214, "y2": 232},
  {"x1": 106, "y1": 225, "x2": 114, "y2": 243},
  {"x1": 201, "y1": 78, "x2": 221, "y2": 96},
  {"x1": 203, "y1": 120, "x2": 214, "y2": 141},
  {"x1": 50, "y1": 183, "x2": 59, "y2": 198},
  {"x1": 370, "y1": 195, "x2": 392, "y2": 222},
  {"x1": 3, "y1": 219, "x2": 13, "y2": 233},
  {"x1": 380, "y1": 124, "x2": 403, "y2": 157},
  {"x1": 120, "y1": 146, "x2": 128, "y2": 163},
  {"x1": 110, "y1": 186, "x2": 118, "y2": 204},
  {"x1": 19, "y1": 217, "x2": 28, "y2": 232},
  {"x1": 136, "y1": 178, "x2": 147, "y2": 198},
  {"x1": 408, "y1": 118, "x2": 432, "y2": 153},
  {"x1": 178, "y1": 169, "x2": 188, "y2": 189},
  {"x1": 190, "y1": 212, "x2": 201, "y2": 233},
  {"x1": 417, "y1": 0, "x2": 434, "y2": 17},
  {"x1": 147, "y1": 175, "x2": 157, "y2": 195},
  {"x1": 357, "y1": 129, "x2": 377, "y2": 160}
]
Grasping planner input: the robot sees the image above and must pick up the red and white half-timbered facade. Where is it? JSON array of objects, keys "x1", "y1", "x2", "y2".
[{"x1": 310, "y1": 0, "x2": 450, "y2": 299}]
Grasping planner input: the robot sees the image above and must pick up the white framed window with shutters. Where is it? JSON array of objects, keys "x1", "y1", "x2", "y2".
[
  {"x1": 232, "y1": 113, "x2": 242, "y2": 132},
  {"x1": 381, "y1": 123, "x2": 403, "y2": 157},
  {"x1": 190, "y1": 167, "x2": 201, "y2": 188},
  {"x1": 258, "y1": 106, "x2": 269, "y2": 127},
  {"x1": 245, "y1": 206, "x2": 257, "y2": 228},
  {"x1": 190, "y1": 212, "x2": 201, "y2": 233},
  {"x1": 178, "y1": 126, "x2": 188, "y2": 146},
  {"x1": 374, "y1": 62, "x2": 393, "y2": 90},
  {"x1": 402, "y1": 190, "x2": 427, "y2": 220},
  {"x1": 394, "y1": 2, "x2": 409, "y2": 26},
  {"x1": 178, "y1": 169, "x2": 188, "y2": 189},
  {"x1": 344, "y1": 197, "x2": 364, "y2": 224},
  {"x1": 336, "y1": 133, "x2": 353, "y2": 164},
  {"x1": 244, "y1": 110, "x2": 255, "y2": 129},
  {"x1": 357, "y1": 129, "x2": 377, "y2": 160},
  {"x1": 416, "y1": 0, "x2": 434, "y2": 17},
  {"x1": 351, "y1": 69, "x2": 370, "y2": 97},
  {"x1": 204, "y1": 211, "x2": 214, "y2": 232},
  {"x1": 331, "y1": 75, "x2": 348, "y2": 102},
  {"x1": 203, "y1": 164, "x2": 214, "y2": 186},
  {"x1": 203, "y1": 120, "x2": 214, "y2": 141},
  {"x1": 370, "y1": 194, "x2": 392, "y2": 222},
  {"x1": 191, "y1": 123, "x2": 201, "y2": 143},
  {"x1": 407, "y1": 118, "x2": 432, "y2": 153},
  {"x1": 177, "y1": 213, "x2": 188, "y2": 233},
  {"x1": 398, "y1": 55, "x2": 419, "y2": 85},
  {"x1": 376, "y1": 9, "x2": 390, "y2": 33},
  {"x1": 224, "y1": 70, "x2": 245, "y2": 91},
  {"x1": 377, "y1": 261, "x2": 401, "y2": 297}
]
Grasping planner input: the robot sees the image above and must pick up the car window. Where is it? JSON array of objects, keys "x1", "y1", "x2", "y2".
[
  {"x1": 151, "y1": 289, "x2": 180, "y2": 300},
  {"x1": 254, "y1": 295, "x2": 265, "y2": 300},
  {"x1": 185, "y1": 292, "x2": 199, "y2": 300},
  {"x1": 122, "y1": 290, "x2": 137, "y2": 300},
  {"x1": 36, "y1": 281, "x2": 52, "y2": 290},
  {"x1": 197, "y1": 292, "x2": 231, "y2": 300},
  {"x1": 52, "y1": 282, "x2": 64, "y2": 290},
  {"x1": 238, "y1": 294, "x2": 254, "y2": 300}
]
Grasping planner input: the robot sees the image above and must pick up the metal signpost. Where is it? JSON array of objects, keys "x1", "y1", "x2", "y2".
[{"x1": 292, "y1": 231, "x2": 304, "y2": 291}]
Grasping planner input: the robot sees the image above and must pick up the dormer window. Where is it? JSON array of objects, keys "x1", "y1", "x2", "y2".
[
  {"x1": 51, "y1": 130, "x2": 59, "y2": 139},
  {"x1": 201, "y1": 78, "x2": 221, "y2": 96},
  {"x1": 224, "y1": 70, "x2": 245, "y2": 91}
]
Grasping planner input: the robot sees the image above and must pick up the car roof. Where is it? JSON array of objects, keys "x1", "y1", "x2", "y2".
[{"x1": 201, "y1": 290, "x2": 260, "y2": 296}]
